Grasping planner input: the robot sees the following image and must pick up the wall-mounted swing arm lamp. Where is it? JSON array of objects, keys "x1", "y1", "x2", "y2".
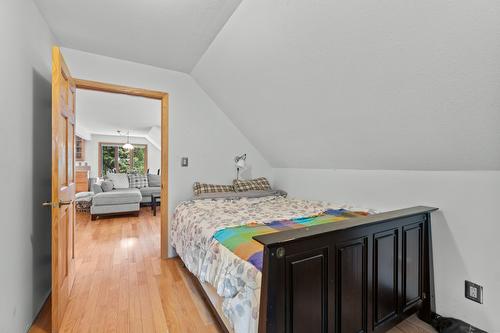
[{"x1": 234, "y1": 153, "x2": 246, "y2": 180}]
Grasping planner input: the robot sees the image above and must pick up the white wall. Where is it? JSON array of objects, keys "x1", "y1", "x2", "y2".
[
  {"x1": 60, "y1": 47, "x2": 273, "y2": 252},
  {"x1": 0, "y1": 0, "x2": 55, "y2": 332},
  {"x1": 191, "y1": 1, "x2": 500, "y2": 329},
  {"x1": 146, "y1": 126, "x2": 161, "y2": 150},
  {"x1": 82, "y1": 134, "x2": 162, "y2": 178},
  {"x1": 274, "y1": 168, "x2": 500, "y2": 331},
  {"x1": 192, "y1": 0, "x2": 500, "y2": 170}
]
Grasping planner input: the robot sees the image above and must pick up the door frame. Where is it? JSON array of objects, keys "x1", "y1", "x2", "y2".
[{"x1": 75, "y1": 79, "x2": 169, "y2": 258}]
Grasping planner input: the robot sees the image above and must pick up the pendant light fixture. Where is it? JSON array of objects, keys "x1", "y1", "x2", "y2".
[{"x1": 118, "y1": 130, "x2": 134, "y2": 150}]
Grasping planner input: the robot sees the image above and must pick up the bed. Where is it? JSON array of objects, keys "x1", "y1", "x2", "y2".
[{"x1": 171, "y1": 193, "x2": 437, "y2": 333}]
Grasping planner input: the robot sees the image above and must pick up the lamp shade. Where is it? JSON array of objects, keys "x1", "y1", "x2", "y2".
[
  {"x1": 236, "y1": 159, "x2": 246, "y2": 168},
  {"x1": 123, "y1": 143, "x2": 134, "y2": 150}
]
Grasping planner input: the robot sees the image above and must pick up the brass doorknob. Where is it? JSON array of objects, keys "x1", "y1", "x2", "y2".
[
  {"x1": 59, "y1": 200, "x2": 73, "y2": 207},
  {"x1": 42, "y1": 200, "x2": 73, "y2": 208}
]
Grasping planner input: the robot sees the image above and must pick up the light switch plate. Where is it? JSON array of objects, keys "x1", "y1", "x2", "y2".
[
  {"x1": 465, "y1": 280, "x2": 483, "y2": 304},
  {"x1": 181, "y1": 157, "x2": 188, "y2": 167}
]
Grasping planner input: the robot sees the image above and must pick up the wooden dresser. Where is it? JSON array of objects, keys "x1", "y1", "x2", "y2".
[{"x1": 75, "y1": 166, "x2": 90, "y2": 192}]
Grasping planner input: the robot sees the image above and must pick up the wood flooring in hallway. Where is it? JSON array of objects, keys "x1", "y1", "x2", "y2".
[{"x1": 29, "y1": 207, "x2": 436, "y2": 333}]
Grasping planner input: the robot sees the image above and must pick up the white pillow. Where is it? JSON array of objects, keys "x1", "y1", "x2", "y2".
[{"x1": 106, "y1": 173, "x2": 129, "y2": 189}]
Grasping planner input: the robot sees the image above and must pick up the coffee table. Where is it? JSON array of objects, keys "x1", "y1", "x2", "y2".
[{"x1": 151, "y1": 194, "x2": 161, "y2": 216}]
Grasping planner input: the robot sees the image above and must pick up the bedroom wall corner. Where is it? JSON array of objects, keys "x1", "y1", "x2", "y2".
[{"x1": 272, "y1": 168, "x2": 500, "y2": 332}]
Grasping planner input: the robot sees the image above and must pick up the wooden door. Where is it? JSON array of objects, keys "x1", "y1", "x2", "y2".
[{"x1": 51, "y1": 47, "x2": 76, "y2": 332}]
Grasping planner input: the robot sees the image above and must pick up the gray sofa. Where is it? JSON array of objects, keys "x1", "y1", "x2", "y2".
[{"x1": 90, "y1": 173, "x2": 161, "y2": 220}]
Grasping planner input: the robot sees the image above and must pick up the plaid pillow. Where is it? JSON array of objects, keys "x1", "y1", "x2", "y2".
[
  {"x1": 128, "y1": 174, "x2": 149, "y2": 188},
  {"x1": 233, "y1": 177, "x2": 271, "y2": 192},
  {"x1": 193, "y1": 182, "x2": 234, "y2": 196}
]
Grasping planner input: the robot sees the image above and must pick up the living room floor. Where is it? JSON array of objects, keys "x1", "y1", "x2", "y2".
[{"x1": 30, "y1": 208, "x2": 437, "y2": 333}]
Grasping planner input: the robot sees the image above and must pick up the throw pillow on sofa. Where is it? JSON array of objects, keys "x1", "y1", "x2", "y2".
[
  {"x1": 101, "y1": 180, "x2": 114, "y2": 192},
  {"x1": 106, "y1": 173, "x2": 129, "y2": 189},
  {"x1": 147, "y1": 174, "x2": 161, "y2": 187},
  {"x1": 91, "y1": 183, "x2": 103, "y2": 194},
  {"x1": 128, "y1": 174, "x2": 149, "y2": 188}
]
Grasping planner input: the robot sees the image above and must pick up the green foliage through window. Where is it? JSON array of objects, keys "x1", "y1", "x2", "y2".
[
  {"x1": 102, "y1": 146, "x2": 116, "y2": 175},
  {"x1": 101, "y1": 144, "x2": 147, "y2": 175}
]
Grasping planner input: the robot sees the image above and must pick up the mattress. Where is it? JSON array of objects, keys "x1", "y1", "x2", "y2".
[{"x1": 171, "y1": 195, "x2": 372, "y2": 333}]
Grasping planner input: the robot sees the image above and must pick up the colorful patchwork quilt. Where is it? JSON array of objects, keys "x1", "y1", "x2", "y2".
[
  {"x1": 213, "y1": 208, "x2": 369, "y2": 272},
  {"x1": 171, "y1": 196, "x2": 374, "y2": 333}
]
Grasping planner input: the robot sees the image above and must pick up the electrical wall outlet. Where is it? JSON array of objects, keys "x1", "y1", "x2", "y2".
[
  {"x1": 181, "y1": 157, "x2": 188, "y2": 167},
  {"x1": 465, "y1": 280, "x2": 483, "y2": 304}
]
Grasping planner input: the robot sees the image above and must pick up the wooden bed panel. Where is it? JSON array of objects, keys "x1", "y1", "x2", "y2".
[
  {"x1": 287, "y1": 249, "x2": 327, "y2": 333},
  {"x1": 402, "y1": 223, "x2": 424, "y2": 311},
  {"x1": 255, "y1": 206, "x2": 437, "y2": 333},
  {"x1": 373, "y1": 228, "x2": 399, "y2": 328},
  {"x1": 335, "y1": 237, "x2": 368, "y2": 333}
]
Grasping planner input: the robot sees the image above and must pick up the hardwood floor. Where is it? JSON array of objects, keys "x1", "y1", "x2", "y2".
[{"x1": 30, "y1": 207, "x2": 436, "y2": 333}]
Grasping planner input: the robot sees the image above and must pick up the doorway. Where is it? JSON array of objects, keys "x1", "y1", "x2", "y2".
[
  {"x1": 50, "y1": 46, "x2": 169, "y2": 332},
  {"x1": 74, "y1": 79, "x2": 169, "y2": 258}
]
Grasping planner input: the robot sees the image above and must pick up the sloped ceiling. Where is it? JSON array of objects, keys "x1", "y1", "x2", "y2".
[
  {"x1": 192, "y1": 0, "x2": 500, "y2": 170},
  {"x1": 76, "y1": 89, "x2": 161, "y2": 138},
  {"x1": 34, "y1": 0, "x2": 242, "y2": 72}
]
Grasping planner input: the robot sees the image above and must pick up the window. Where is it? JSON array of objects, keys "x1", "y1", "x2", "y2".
[{"x1": 99, "y1": 143, "x2": 147, "y2": 176}]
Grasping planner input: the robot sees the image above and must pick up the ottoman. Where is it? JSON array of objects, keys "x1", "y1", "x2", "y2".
[
  {"x1": 75, "y1": 191, "x2": 93, "y2": 212},
  {"x1": 91, "y1": 188, "x2": 142, "y2": 220}
]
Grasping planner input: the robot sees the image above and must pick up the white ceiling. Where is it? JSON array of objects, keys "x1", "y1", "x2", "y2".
[
  {"x1": 193, "y1": 0, "x2": 500, "y2": 170},
  {"x1": 34, "y1": 0, "x2": 242, "y2": 72},
  {"x1": 76, "y1": 89, "x2": 161, "y2": 139}
]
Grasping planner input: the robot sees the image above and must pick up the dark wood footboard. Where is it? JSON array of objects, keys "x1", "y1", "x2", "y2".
[{"x1": 254, "y1": 206, "x2": 438, "y2": 333}]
